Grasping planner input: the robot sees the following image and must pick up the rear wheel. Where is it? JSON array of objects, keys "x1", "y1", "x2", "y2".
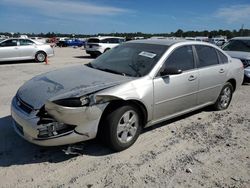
[
  {"x1": 35, "y1": 51, "x2": 46, "y2": 62},
  {"x1": 213, "y1": 82, "x2": 233, "y2": 110},
  {"x1": 103, "y1": 105, "x2": 142, "y2": 151}
]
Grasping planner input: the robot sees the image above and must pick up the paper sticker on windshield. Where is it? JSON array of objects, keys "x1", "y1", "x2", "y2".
[{"x1": 139, "y1": 51, "x2": 157, "y2": 58}]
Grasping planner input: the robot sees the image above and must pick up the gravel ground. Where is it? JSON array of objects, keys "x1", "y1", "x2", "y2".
[{"x1": 0, "y1": 47, "x2": 249, "y2": 188}]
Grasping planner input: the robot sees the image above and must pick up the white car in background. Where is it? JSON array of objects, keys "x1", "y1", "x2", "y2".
[
  {"x1": 86, "y1": 36, "x2": 125, "y2": 57},
  {"x1": 0, "y1": 38, "x2": 54, "y2": 62}
]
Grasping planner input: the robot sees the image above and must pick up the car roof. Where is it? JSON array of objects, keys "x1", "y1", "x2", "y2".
[
  {"x1": 126, "y1": 39, "x2": 210, "y2": 46},
  {"x1": 0, "y1": 38, "x2": 34, "y2": 41},
  {"x1": 0, "y1": 38, "x2": 40, "y2": 44},
  {"x1": 231, "y1": 37, "x2": 250, "y2": 40},
  {"x1": 88, "y1": 36, "x2": 124, "y2": 40}
]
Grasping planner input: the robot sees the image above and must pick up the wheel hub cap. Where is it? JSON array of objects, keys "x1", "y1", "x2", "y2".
[
  {"x1": 117, "y1": 110, "x2": 139, "y2": 144},
  {"x1": 220, "y1": 87, "x2": 231, "y2": 108}
]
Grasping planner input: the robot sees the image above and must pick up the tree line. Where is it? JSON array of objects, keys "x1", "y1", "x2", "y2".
[{"x1": 1, "y1": 29, "x2": 250, "y2": 39}]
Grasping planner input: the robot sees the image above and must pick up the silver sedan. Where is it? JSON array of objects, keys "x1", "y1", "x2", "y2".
[
  {"x1": 11, "y1": 39, "x2": 244, "y2": 151},
  {"x1": 0, "y1": 38, "x2": 54, "y2": 62}
]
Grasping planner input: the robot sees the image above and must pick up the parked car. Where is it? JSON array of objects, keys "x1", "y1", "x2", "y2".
[
  {"x1": 222, "y1": 37, "x2": 250, "y2": 82},
  {"x1": 0, "y1": 38, "x2": 54, "y2": 62},
  {"x1": 86, "y1": 36, "x2": 125, "y2": 57},
  {"x1": 65, "y1": 39, "x2": 85, "y2": 47},
  {"x1": 11, "y1": 39, "x2": 243, "y2": 151},
  {"x1": 57, "y1": 39, "x2": 85, "y2": 47}
]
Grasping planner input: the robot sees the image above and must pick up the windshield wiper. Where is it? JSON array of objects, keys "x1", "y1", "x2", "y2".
[
  {"x1": 96, "y1": 67, "x2": 129, "y2": 76},
  {"x1": 85, "y1": 62, "x2": 93, "y2": 68},
  {"x1": 128, "y1": 64, "x2": 142, "y2": 77}
]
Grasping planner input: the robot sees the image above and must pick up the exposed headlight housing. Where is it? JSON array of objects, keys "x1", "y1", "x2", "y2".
[{"x1": 53, "y1": 96, "x2": 90, "y2": 107}]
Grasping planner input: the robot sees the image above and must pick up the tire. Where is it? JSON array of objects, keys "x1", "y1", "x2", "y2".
[
  {"x1": 90, "y1": 54, "x2": 97, "y2": 58},
  {"x1": 213, "y1": 82, "x2": 233, "y2": 110},
  {"x1": 35, "y1": 51, "x2": 46, "y2": 62},
  {"x1": 104, "y1": 48, "x2": 110, "y2": 53},
  {"x1": 103, "y1": 105, "x2": 142, "y2": 151}
]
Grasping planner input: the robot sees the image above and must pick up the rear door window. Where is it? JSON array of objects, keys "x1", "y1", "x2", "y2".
[
  {"x1": 109, "y1": 38, "x2": 119, "y2": 43},
  {"x1": 19, "y1": 39, "x2": 34, "y2": 46},
  {"x1": 195, "y1": 45, "x2": 219, "y2": 68},
  {"x1": 101, "y1": 39, "x2": 110, "y2": 43}
]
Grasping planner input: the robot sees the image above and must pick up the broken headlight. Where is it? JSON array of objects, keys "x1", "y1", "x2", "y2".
[{"x1": 53, "y1": 96, "x2": 90, "y2": 107}]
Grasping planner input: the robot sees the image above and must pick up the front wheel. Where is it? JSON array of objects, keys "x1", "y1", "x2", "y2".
[
  {"x1": 104, "y1": 105, "x2": 142, "y2": 151},
  {"x1": 35, "y1": 51, "x2": 46, "y2": 62},
  {"x1": 213, "y1": 82, "x2": 233, "y2": 110}
]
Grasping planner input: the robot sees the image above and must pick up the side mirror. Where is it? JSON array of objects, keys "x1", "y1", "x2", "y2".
[{"x1": 160, "y1": 67, "x2": 182, "y2": 76}]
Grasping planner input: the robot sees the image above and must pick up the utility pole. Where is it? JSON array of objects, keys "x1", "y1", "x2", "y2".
[{"x1": 240, "y1": 24, "x2": 244, "y2": 36}]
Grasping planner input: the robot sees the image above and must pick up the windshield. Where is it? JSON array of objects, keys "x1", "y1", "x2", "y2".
[
  {"x1": 222, "y1": 39, "x2": 250, "y2": 52},
  {"x1": 88, "y1": 43, "x2": 168, "y2": 77}
]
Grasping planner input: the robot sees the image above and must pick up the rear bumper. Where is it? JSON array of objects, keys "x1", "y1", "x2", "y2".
[
  {"x1": 47, "y1": 47, "x2": 55, "y2": 57},
  {"x1": 86, "y1": 49, "x2": 102, "y2": 55}
]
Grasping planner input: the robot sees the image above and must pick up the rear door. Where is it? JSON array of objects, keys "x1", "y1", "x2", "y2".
[
  {"x1": 153, "y1": 45, "x2": 198, "y2": 120},
  {"x1": 19, "y1": 39, "x2": 37, "y2": 59},
  {"x1": 0, "y1": 39, "x2": 19, "y2": 61},
  {"x1": 194, "y1": 45, "x2": 228, "y2": 105}
]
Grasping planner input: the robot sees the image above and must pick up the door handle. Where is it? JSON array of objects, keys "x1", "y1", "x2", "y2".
[
  {"x1": 188, "y1": 75, "x2": 197, "y2": 81},
  {"x1": 219, "y1": 69, "x2": 225, "y2": 73}
]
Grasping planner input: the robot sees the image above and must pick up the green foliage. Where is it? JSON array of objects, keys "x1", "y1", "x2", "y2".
[{"x1": 1, "y1": 29, "x2": 250, "y2": 39}]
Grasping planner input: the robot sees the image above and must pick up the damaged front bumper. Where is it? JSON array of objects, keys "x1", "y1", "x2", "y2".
[{"x1": 11, "y1": 96, "x2": 107, "y2": 146}]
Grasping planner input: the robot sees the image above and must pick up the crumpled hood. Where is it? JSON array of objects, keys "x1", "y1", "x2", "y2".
[
  {"x1": 225, "y1": 51, "x2": 250, "y2": 60},
  {"x1": 17, "y1": 65, "x2": 133, "y2": 109}
]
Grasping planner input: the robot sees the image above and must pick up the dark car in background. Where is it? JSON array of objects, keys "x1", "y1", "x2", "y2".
[
  {"x1": 57, "y1": 39, "x2": 85, "y2": 47},
  {"x1": 223, "y1": 37, "x2": 250, "y2": 82}
]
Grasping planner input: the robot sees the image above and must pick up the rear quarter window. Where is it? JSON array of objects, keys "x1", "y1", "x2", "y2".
[{"x1": 217, "y1": 50, "x2": 228, "y2": 64}]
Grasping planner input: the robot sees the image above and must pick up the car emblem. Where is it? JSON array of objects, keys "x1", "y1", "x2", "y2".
[{"x1": 17, "y1": 101, "x2": 21, "y2": 106}]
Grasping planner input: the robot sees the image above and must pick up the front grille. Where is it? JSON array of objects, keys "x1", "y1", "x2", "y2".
[
  {"x1": 241, "y1": 59, "x2": 250, "y2": 68},
  {"x1": 16, "y1": 95, "x2": 34, "y2": 114}
]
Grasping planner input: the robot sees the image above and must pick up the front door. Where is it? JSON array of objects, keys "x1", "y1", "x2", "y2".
[
  {"x1": 0, "y1": 39, "x2": 19, "y2": 61},
  {"x1": 153, "y1": 45, "x2": 198, "y2": 121}
]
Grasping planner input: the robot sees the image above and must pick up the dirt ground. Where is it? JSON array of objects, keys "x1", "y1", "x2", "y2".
[{"x1": 0, "y1": 47, "x2": 249, "y2": 188}]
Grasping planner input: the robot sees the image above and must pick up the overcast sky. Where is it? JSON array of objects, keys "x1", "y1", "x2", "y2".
[{"x1": 0, "y1": 0, "x2": 250, "y2": 34}]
